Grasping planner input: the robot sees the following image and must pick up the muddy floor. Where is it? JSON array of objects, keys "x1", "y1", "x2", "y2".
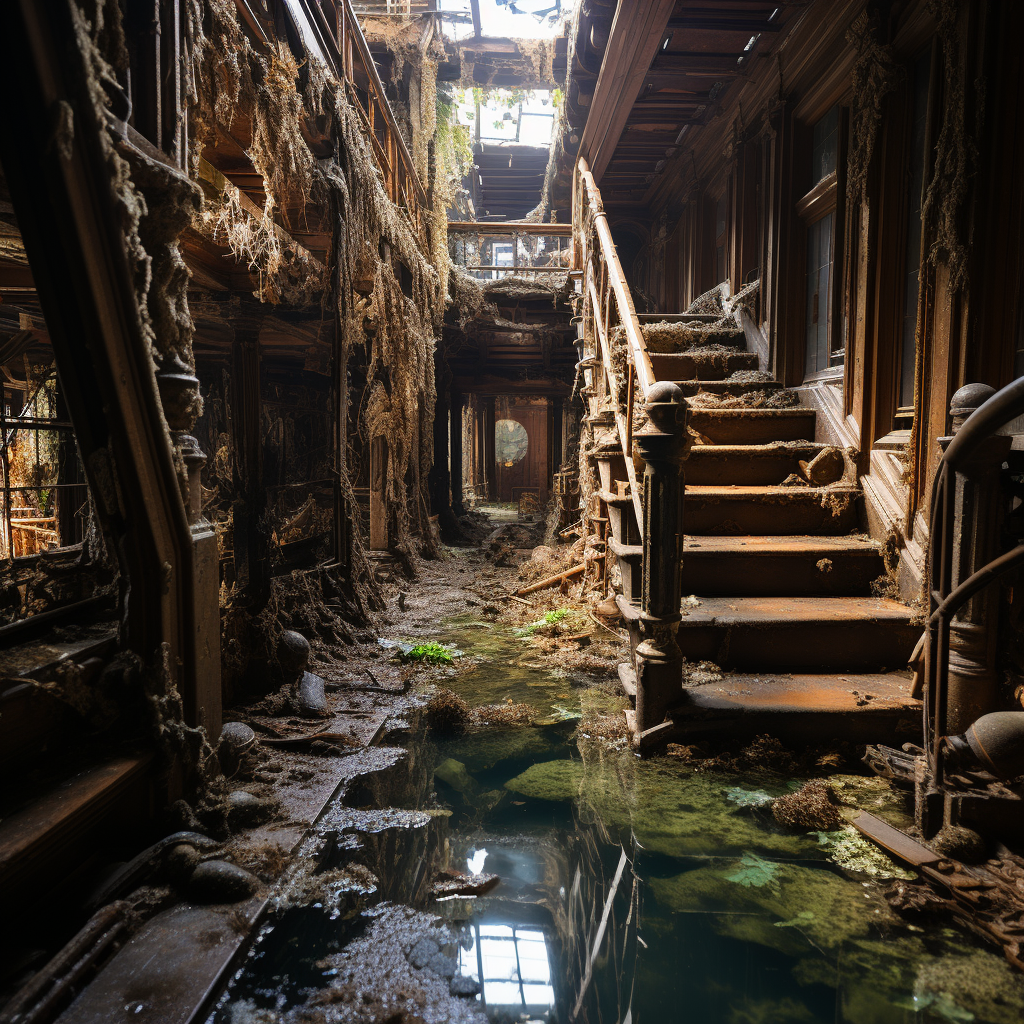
[{"x1": 205, "y1": 508, "x2": 1024, "y2": 1024}]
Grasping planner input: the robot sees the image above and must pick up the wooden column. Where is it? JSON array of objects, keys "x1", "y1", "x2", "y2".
[
  {"x1": 450, "y1": 391, "x2": 465, "y2": 516},
  {"x1": 230, "y1": 309, "x2": 269, "y2": 608},
  {"x1": 633, "y1": 382, "x2": 689, "y2": 746},
  {"x1": 482, "y1": 396, "x2": 497, "y2": 501}
]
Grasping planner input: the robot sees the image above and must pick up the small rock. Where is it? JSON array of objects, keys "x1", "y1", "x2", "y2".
[
  {"x1": 408, "y1": 936, "x2": 440, "y2": 969},
  {"x1": 218, "y1": 722, "x2": 257, "y2": 777},
  {"x1": 187, "y1": 860, "x2": 258, "y2": 903},
  {"x1": 398, "y1": 592, "x2": 407, "y2": 611},
  {"x1": 450, "y1": 976, "x2": 481, "y2": 997},
  {"x1": 930, "y1": 825, "x2": 988, "y2": 863},
  {"x1": 226, "y1": 790, "x2": 268, "y2": 828},
  {"x1": 799, "y1": 446, "x2": 845, "y2": 485},
  {"x1": 277, "y1": 630, "x2": 310, "y2": 677},
  {"x1": 164, "y1": 843, "x2": 201, "y2": 884},
  {"x1": 426, "y1": 953, "x2": 458, "y2": 979},
  {"x1": 298, "y1": 670, "x2": 328, "y2": 718}
]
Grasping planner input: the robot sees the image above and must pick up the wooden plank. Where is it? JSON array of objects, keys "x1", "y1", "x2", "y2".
[{"x1": 578, "y1": 0, "x2": 678, "y2": 183}]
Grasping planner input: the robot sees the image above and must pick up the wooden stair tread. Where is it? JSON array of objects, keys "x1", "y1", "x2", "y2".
[
  {"x1": 675, "y1": 671, "x2": 918, "y2": 714},
  {"x1": 0, "y1": 755, "x2": 154, "y2": 887},
  {"x1": 684, "y1": 534, "x2": 880, "y2": 554},
  {"x1": 608, "y1": 536, "x2": 642, "y2": 558},
  {"x1": 679, "y1": 595, "x2": 916, "y2": 625},
  {"x1": 685, "y1": 484, "x2": 855, "y2": 495}
]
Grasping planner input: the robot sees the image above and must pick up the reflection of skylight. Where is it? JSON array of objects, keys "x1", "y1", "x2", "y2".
[
  {"x1": 438, "y1": 0, "x2": 575, "y2": 42},
  {"x1": 458, "y1": 923, "x2": 556, "y2": 1011},
  {"x1": 467, "y1": 847, "x2": 488, "y2": 874}
]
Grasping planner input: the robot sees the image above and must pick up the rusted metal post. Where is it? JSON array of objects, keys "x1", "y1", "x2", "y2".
[
  {"x1": 482, "y1": 396, "x2": 497, "y2": 501},
  {"x1": 633, "y1": 381, "x2": 689, "y2": 743},
  {"x1": 940, "y1": 383, "x2": 1012, "y2": 735}
]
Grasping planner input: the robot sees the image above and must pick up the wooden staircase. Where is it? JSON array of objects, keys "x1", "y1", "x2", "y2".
[{"x1": 573, "y1": 158, "x2": 920, "y2": 750}]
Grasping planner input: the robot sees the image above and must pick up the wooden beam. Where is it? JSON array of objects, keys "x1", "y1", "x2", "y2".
[{"x1": 577, "y1": 0, "x2": 678, "y2": 184}]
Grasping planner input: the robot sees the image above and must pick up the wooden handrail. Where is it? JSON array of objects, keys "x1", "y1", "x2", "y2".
[
  {"x1": 575, "y1": 157, "x2": 656, "y2": 400},
  {"x1": 572, "y1": 155, "x2": 665, "y2": 533},
  {"x1": 447, "y1": 222, "x2": 573, "y2": 236}
]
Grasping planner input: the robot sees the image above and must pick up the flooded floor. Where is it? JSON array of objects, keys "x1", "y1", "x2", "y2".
[{"x1": 210, "y1": 523, "x2": 1024, "y2": 1024}]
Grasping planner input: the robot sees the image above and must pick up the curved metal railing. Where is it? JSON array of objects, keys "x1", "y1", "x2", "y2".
[{"x1": 926, "y1": 376, "x2": 1024, "y2": 786}]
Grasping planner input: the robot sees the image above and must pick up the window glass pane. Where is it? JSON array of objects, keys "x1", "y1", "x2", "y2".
[
  {"x1": 811, "y1": 106, "x2": 839, "y2": 184},
  {"x1": 805, "y1": 211, "x2": 835, "y2": 376}
]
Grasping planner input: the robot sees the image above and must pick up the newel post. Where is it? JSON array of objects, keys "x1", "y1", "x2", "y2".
[{"x1": 633, "y1": 381, "x2": 690, "y2": 741}]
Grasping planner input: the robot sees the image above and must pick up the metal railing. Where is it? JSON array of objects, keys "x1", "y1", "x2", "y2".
[
  {"x1": 447, "y1": 221, "x2": 572, "y2": 280},
  {"x1": 925, "y1": 376, "x2": 1024, "y2": 788}
]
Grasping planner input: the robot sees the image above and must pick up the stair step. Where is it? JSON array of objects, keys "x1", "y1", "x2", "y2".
[
  {"x1": 669, "y1": 671, "x2": 920, "y2": 744},
  {"x1": 676, "y1": 596, "x2": 920, "y2": 672},
  {"x1": 684, "y1": 485, "x2": 859, "y2": 535},
  {"x1": 0, "y1": 755, "x2": 154, "y2": 916},
  {"x1": 678, "y1": 379, "x2": 782, "y2": 399},
  {"x1": 689, "y1": 408, "x2": 816, "y2": 444},
  {"x1": 685, "y1": 442, "x2": 826, "y2": 485},
  {"x1": 650, "y1": 351, "x2": 758, "y2": 381},
  {"x1": 682, "y1": 535, "x2": 884, "y2": 596}
]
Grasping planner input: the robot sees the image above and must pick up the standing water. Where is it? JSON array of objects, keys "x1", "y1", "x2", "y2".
[{"x1": 211, "y1": 604, "x2": 1024, "y2": 1024}]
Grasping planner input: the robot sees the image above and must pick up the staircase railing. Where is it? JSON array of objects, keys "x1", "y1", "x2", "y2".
[
  {"x1": 572, "y1": 156, "x2": 688, "y2": 742},
  {"x1": 922, "y1": 377, "x2": 1024, "y2": 826}
]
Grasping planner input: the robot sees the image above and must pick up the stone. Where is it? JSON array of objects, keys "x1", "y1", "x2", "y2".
[
  {"x1": 217, "y1": 721, "x2": 257, "y2": 777},
  {"x1": 298, "y1": 669, "x2": 328, "y2": 718},
  {"x1": 226, "y1": 790, "x2": 269, "y2": 828},
  {"x1": 799, "y1": 446, "x2": 844, "y2": 485},
  {"x1": 278, "y1": 630, "x2": 310, "y2": 678},
  {"x1": 929, "y1": 824, "x2": 988, "y2": 863},
  {"x1": 450, "y1": 975, "x2": 481, "y2": 997},
  {"x1": 434, "y1": 758, "x2": 477, "y2": 796},
  {"x1": 504, "y1": 760, "x2": 584, "y2": 802},
  {"x1": 187, "y1": 860, "x2": 259, "y2": 903},
  {"x1": 164, "y1": 843, "x2": 201, "y2": 884},
  {"x1": 408, "y1": 936, "x2": 440, "y2": 969},
  {"x1": 426, "y1": 953, "x2": 458, "y2": 979}
]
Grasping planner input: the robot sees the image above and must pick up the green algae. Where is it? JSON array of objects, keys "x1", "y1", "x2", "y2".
[
  {"x1": 650, "y1": 860, "x2": 899, "y2": 953},
  {"x1": 812, "y1": 827, "x2": 916, "y2": 879},
  {"x1": 726, "y1": 786, "x2": 774, "y2": 808},
  {"x1": 727, "y1": 996, "x2": 819, "y2": 1024},
  {"x1": 725, "y1": 852, "x2": 782, "y2": 893},
  {"x1": 576, "y1": 747, "x2": 818, "y2": 858},
  {"x1": 504, "y1": 760, "x2": 585, "y2": 802},
  {"x1": 442, "y1": 724, "x2": 567, "y2": 773},
  {"x1": 434, "y1": 757, "x2": 476, "y2": 795}
]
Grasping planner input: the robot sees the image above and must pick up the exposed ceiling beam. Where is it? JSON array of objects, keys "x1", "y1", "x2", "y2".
[{"x1": 577, "y1": 0, "x2": 678, "y2": 184}]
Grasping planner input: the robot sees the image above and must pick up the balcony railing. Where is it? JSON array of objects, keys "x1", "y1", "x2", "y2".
[
  {"x1": 447, "y1": 221, "x2": 572, "y2": 281},
  {"x1": 277, "y1": 0, "x2": 429, "y2": 247}
]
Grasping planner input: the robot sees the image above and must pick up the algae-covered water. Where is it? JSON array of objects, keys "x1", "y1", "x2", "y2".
[{"x1": 211, "y1": 613, "x2": 1024, "y2": 1024}]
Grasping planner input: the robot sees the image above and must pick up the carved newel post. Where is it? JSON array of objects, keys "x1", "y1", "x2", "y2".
[
  {"x1": 633, "y1": 381, "x2": 690, "y2": 742},
  {"x1": 941, "y1": 383, "x2": 1011, "y2": 735}
]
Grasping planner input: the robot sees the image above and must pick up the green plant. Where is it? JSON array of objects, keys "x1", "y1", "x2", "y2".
[{"x1": 399, "y1": 641, "x2": 456, "y2": 664}]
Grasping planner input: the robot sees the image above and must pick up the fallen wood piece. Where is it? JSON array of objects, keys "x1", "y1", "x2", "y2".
[
  {"x1": 510, "y1": 595, "x2": 532, "y2": 606},
  {"x1": 515, "y1": 564, "x2": 585, "y2": 596},
  {"x1": 431, "y1": 869, "x2": 501, "y2": 899}
]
